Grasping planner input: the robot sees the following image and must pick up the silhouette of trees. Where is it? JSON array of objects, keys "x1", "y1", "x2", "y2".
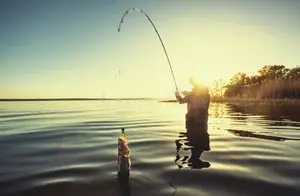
[
  {"x1": 222, "y1": 65, "x2": 300, "y2": 99},
  {"x1": 210, "y1": 79, "x2": 226, "y2": 97}
]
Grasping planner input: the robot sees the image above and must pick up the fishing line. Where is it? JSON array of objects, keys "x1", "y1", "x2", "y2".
[
  {"x1": 169, "y1": 169, "x2": 178, "y2": 196},
  {"x1": 118, "y1": 7, "x2": 179, "y2": 93}
]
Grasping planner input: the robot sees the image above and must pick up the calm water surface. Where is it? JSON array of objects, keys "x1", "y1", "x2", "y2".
[{"x1": 1, "y1": 101, "x2": 300, "y2": 196}]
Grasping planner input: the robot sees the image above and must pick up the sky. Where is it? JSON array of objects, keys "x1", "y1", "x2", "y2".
[{"x1": 0, "y1": 0, "x2": 299, "y2": 99}]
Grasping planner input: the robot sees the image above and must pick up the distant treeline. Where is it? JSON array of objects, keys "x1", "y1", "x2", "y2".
[{"x1": 213, "y1": 65, "x2": 300, "y2": 99}]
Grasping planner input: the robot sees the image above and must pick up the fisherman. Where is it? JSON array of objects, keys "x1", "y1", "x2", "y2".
[
  {"x1": 175, "y1": 76, "x2": 211, "y2": 162},
  {"x1": 175, "y1": 76, "x2": 210, "y2": 127}
]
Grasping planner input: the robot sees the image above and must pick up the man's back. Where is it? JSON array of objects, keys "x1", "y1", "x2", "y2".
[{"x1": 185, "y1": 92, "x2": 210, "y2": 122}]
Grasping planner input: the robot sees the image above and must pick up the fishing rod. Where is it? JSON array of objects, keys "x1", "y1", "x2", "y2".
[{"x1": 118, "y1": 7, "x2": 179, "y2": 93}]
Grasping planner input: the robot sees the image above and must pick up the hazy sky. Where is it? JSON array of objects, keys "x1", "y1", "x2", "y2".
[{"x1": 1, "y1": 0, "x2": 299, "y2": 98}]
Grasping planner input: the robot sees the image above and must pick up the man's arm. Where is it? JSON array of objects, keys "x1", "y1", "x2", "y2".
[{"x1": 175, "y1": 92, "x2": 189, "y2": 104}]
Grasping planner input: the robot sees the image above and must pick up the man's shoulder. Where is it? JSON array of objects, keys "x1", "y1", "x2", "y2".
[{"x1": 182, "y1": 91, "x2": 193, "y2": 96}]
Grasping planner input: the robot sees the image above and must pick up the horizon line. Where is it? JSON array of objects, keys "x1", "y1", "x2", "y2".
[{"x1": 0, "y1": 97, "x2": 171, "y2": 102}]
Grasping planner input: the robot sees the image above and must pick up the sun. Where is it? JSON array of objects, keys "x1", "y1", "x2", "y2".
[
  {"x1": 175, "y1": 69, "x2": 218, "y2": 94},
  {"x1": 186, "y1": 72, "x2": 215, "y2": 89},
  {"x1": 192, "y1": 75, "x2": 211, "y2": 87}
]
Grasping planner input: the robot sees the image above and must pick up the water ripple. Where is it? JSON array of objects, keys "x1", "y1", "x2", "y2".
[{"x1": 0, "y1": 101, "x2": 300, "y2": 196}]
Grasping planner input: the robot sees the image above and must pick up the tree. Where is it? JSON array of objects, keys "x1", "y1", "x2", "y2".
[
  {"x1": 257, "y1": 65, "x2": 289, "y2": 81},
  {"x1": 286, "y1": 66, "x2": 300, "y2": 80},
  {"x1": 222, "y1": 65, "x2": 300, "y2": 99},
  {"x1": 211, "y1": 79, "x2": 226, "y2": 97}
]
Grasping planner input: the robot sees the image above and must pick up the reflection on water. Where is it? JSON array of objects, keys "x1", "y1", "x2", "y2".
[
  {"x1": 171, "y1": 121, "x2": 211, "y2": 195},
  {"x1": 174, "y1": 131, "x2": 210, "y2": 170},
  {"x1": 227, "y1": 103, "x2": 300, "y2": 122},
  {"x1": 1, "y1": 101, "x2": 300, "y2": 196},
  {"x1": 227, "y1": 129, "x2": 300, "y2": 141},
  {"x1": 118, "y1": 174, "x2": 131, "y2": 196}
]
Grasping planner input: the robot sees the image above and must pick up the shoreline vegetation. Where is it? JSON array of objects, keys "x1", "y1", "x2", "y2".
[
  {"x1": 160, "y1": 97, "x2": 300, "y2": 105},
  {"x1": 215, "y1": 65, "x2": 300, "y2": 99}
]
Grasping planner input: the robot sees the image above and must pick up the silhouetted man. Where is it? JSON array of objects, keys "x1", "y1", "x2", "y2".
[{"x1": 175, "y1": 76, "x2": 211, "y2": 162}]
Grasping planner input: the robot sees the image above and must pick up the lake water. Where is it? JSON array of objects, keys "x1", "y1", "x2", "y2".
[{"x1": 1, "y1": 101, "x2": 300, "y2": 196}]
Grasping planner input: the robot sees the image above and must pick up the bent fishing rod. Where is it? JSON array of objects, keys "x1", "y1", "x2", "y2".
[{"x1": 118, "y1": 7, "x2": 179, "y2": 93}]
